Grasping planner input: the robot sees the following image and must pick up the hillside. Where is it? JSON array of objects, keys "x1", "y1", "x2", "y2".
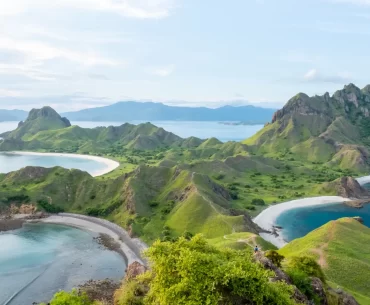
[
  {"x1": 0, "y1": 165, "x2": 260, "y2": 242},
  {"x1": 61, "y1": 101, "x2": 276, "y2": 123},
  {"x1": 0, "y1": 107, "x2": 189, "y2": 152},
  {"x1": 244, "y1": 84, "x2": 370, "y2": 173},
  {"x1": 280, "y1": 218, "x2": 370, "y2": 304}
]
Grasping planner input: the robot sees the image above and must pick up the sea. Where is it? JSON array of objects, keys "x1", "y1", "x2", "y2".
[
  {"x1": 0, "y1": 223, "x2": 125, "y2": 305},
  {"x1": 275, "y1": 202, "x2": 370, "y2": 242},
  {"x1": 0, "y1": 121, "x2": 264, "y2": 143}
]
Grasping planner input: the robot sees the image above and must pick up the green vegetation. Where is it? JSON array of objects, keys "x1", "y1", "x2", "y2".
[
  {"x1": 40, "y1": 290, "x2": 95, "y2": 305},
  {"x1": 280, "y1": 218, "x2": 370, "y2": 304},
  {"x1": 115, "y1": 235, "x2": 296, "y2": 305}
]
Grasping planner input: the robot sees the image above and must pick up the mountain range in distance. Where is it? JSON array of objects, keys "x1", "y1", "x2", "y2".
[{"x1": 0, "y1": 101, "x2": 276, "y2": 124}]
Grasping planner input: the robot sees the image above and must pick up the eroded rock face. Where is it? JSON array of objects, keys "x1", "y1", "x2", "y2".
[
  {"x1": 310, "y1": 277, "x2": 327, "y2": 305},
  {"x1": 125, "y1": 261, "x2": 147, "y2": 281},
  {"x1": 337, "y1": 177, "x2": 370, "y2": 199}
]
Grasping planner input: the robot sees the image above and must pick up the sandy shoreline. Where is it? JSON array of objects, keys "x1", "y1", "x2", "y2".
[
  {"x1": 6, "y1": 151, "x2": 120, "y2": 177},
  {"x1": 253, "y1": 196, "x2": 350, "y2": 248},
  {"x1": 35, "y1": 214, "x2": 147, "y2": 265}
]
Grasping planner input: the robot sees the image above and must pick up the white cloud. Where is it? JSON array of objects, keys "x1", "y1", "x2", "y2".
[
  {"x1": 303, "y1": 68, "x2": 352, "y2": 84},
  {"x1": 0, "y1": 0, "x2": 175, "y2": 19},
  {"x1": 0, "y1": 37, "x2": 118, "y2": 67},
  {"x1": 0, "y1": 89, "x2": 23, "y2": 97},
  {"x1": 151, "y1": 65, "x2": 175, "y2": 77}
]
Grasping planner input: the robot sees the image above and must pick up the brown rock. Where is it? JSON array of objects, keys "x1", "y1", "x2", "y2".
[{"x1": 125, "y1": 262, "x2": 147, "y2": 281}]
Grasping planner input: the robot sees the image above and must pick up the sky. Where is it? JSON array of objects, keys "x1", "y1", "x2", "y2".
[{"x1": 1, "y1": 0, "x2": 370, "y2": 111}]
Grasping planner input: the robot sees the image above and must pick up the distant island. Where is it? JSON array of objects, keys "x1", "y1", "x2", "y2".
[{"x1": 218, "y1": 121, "x2": 264, "y2": 126}]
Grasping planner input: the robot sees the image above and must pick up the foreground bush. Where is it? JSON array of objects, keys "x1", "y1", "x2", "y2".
[
  {"x1": 116, "y1": 235, "x2": 296, "y2": 305},
  {"x1": 41, "y1": 290, "x2": 94, "y2": 305}
]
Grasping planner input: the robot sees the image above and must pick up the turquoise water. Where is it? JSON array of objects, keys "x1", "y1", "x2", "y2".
[
  {"x1": 276, "y1": 203, "x2": 370, "y2": 242},
  {"x1": 0, "y1": 121, "x2": 264, "y2": 143},
  {"x1": 0, "y1": 152, "x2": 109, "y2": 176},
  {"x1": 0, "y1": 223, "x2": 126, "y2": 305}
]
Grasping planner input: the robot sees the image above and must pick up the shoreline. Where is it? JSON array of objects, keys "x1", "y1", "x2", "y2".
[
  {"x1": 253, "y1": 196, "x2": 350, "y2": 248},
  {"x1": 4, "y1": 151, "x2": 120, "y2": 177},
  {"x1": 34, "y1": 213, "x2": 147, "y2": 266}
]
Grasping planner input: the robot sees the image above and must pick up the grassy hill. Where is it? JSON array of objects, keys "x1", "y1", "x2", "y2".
[
  {"x1": 243, "y1": 84, "x2": 370, "y2": 173},
  {"x1": 0, "y1": 165, "x2": 260, "y2": 243},
  {"x1": 280, "y1": 218, "x2": 370, "y2": 304}
]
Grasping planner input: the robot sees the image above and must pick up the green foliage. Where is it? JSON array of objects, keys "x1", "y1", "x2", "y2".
[
  {"x1": 251, "y1": 198, "x2": 265, "y2": 206},
  {"x1": 114, "y1": 280, "x2": 146, "y2": 305},
  {"x1": 288, "y1": 256, "x2": 326, "y2": 283},
  {"x1": 265, "y1": 250, "x2": 284, "y2": 267},
  {"x1": 286, "y1": 269, "x2": 319, "y2": 304},
  {"x1": 37, "y1": 199, "x2": 64, "y2": 213},
  {"x1": 140, "y1": 235, "x2": 295, "y2": 305},
  {"x1": 41, "y1": 290, "x2": 93, "y2": 305}
]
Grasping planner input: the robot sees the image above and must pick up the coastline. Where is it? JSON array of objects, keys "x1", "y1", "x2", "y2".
[
  {"x1": 4, "y1": 151, "x2": 120, "y2": 177},
  {"x1": 253, "y1": 196, "x2": 350, "y2": 248},
  {"x1": 35, "y1": 213, "x2": 147, "y2": 265}
]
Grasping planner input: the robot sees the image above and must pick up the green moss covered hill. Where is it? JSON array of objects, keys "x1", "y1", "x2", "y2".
[{"x1": 280, "y1": 218, "x2": 370, "y2": 304}]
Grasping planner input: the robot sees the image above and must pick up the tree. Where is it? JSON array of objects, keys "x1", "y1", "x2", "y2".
[
  {"x1": 136, "y1": 235, "x2": 295, "y2": 305},
  {"x1": 265, "y1": 250, "x2": 285, "y2": 268},
  {"x1": 288, "y1": 256, "x2": 326, "y2": 283}
]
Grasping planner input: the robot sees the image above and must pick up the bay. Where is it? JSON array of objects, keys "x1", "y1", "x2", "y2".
[
  {"x1": 276, "y1": 203, "x2": 370, "y2": 242},
  {"x1": 0, "y1": 223, "x2": 125, "y2": 305}
]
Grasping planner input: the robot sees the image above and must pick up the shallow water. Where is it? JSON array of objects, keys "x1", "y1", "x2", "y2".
[
  {"x1": 0, "y1": 121, "x2": 264, "y2": 143},
  {"x1": 0, "y1": 152, "x2": 110, "y2": 176},
  {"x1": 0, "y1": 223, "x2": 126, "y2": 304},
  {"x1": 276, "y1": 203, "x2": 370, "y2": 242}
]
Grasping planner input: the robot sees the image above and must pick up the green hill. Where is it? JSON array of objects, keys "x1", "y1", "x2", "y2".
[
  {"x1": 280, "y1": 218, "x2": 370, "y2": 304},
  {"x1": 0, "y1": 165, "x2": 260, "y2": 243},
  {"x1": 243, "y1": 84, "x2": 370, "y2": 173}
]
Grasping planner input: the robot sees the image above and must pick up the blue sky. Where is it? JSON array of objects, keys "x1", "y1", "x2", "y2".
[{"x1": 1, "y1": 0, "x2": 370, "y2": 111}]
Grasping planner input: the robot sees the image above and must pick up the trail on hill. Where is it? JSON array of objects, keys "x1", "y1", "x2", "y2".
[{"x1": 223, "y1": 234, "x2": 257, "y2": 250}]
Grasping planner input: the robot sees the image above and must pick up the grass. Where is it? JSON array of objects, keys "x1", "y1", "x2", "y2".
[{"x1": 280, "y1": 218, "x2": 370, "y2": 305}]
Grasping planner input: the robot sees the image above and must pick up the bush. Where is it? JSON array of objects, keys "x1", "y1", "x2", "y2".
[
  {"x1": 139, "y1": 235, "x2": 296, "y2": 305},
  {"x1": 41, "y1": 290, "x2": 93, "y2": 305},
  {"x1": 148, "y1": 201, "x2": 159, "y2": 208},
  {"x1": 288, "y1": 256, "x2": 325, "y2": 283},
  {"x1": 265, "y1": 250, "x2": 285, "y2": 268},
  {"x1": 213, "y1": 174, "x2": 225, "y2": 180},
  {"x1": 251, "y1": 198, "x2": 265, "y2": 206},
  {"x1": 114, "y1": 280, "x2": 146, "y2": 305},
  {"x1": 37, "y1": 199, "x2": 64, "y2": 213},
  {"x1": 286, "y1": 269, "x2": 319, "y2": 303}
]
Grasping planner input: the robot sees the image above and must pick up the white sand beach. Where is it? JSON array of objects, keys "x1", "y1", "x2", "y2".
[
  {"x1": 37, "y1": 214, "x2": 147, "y2": 265},
  {"x1": 8, "y1": 151, "x2": 120, "y2": 177},
  {"x1": 253, "y1": 196, "x2": 350, "y2": 248},
  {"x1": 356, "y1": 176, "x2": 370, "y2": 186}
]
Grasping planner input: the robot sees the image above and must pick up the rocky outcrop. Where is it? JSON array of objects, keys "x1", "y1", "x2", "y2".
[
  {"x1": 0, "y1": 218, "x2": 24, "y2": 231},
  {"x1": 125, "y1": 261, "x2": 147, "y2": 281},
  {"x1": 311, "y1": 277, "x2": 328, "y2": 305},
  {"x1": 336, "y1": 177, "x2": 370, "y2": 199}
]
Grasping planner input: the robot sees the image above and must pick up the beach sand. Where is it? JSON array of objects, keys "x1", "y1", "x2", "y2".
[
  {"x1": 37, "y1": 214, "x2": 147, "y2": 265},
  {"x1": 8, "y1": 151, "x2": 120, "y2": 177},
  {"x1": 253, "y1": 196, "x2": 350, "y2": 248}
]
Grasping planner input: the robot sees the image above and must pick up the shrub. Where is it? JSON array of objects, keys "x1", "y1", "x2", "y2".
[
  {"x1": 114, "y1": 280, "x2": 146, "y2": 305},
  {"x1": 265, "y1": 250, "x2": 285, "y2": 268},
  {"x1": 37, "y1": 199, "x2": 64, "y2": 213},
  {"x1": 288, "y1": 256, "x2": 326, "y2": 283},
  {"x1": 148, "y1": 201, "x2": 159, "y2": 208},
  {"x1": 286, "y1": 269, "x2": 319, "y2": 303},
  {"x1": 251, "y1": 198, "x2": 266, "y2": 206},
  {"x1": 40, "y1": 290, "x2": 93, "y2": 305},
  {"x1": 213, "y1": 173, "x2": 225, "y2": 180},
  {"x1": 139, "y1": 235, "x2": 296, "y2": 305}
]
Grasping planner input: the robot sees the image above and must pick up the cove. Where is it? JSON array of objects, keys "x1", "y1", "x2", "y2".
[
  {"x1": 0, "y1": 152, "x2": 119, "y2": 177},
  {"x1": 0, "y1": 223, "x2": 126, "y2": 305},
  {"x1": 275, "y1": 203, "x2": 370, "y2": 243}
]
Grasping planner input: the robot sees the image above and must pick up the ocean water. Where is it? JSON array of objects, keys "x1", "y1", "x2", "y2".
[
  {"x1": 0, "y1": 223, "x2": 126, "y2": 305},
  {"x1": 0, "y1": 121, "x2": 264, "y2": 143},
  {"x1": 276, "y1": 203, "x2": 370, "y2": 242},
  {"x1": 0, "y1": 152, "x2": 109, "y2": 176}
]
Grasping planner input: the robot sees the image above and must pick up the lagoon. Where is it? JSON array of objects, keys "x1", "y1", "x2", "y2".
[{"x1": 0, "y1": 223, "x2": 125, "y2": 305}]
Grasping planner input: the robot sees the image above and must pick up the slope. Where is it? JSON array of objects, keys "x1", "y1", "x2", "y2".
[
  {"x1": 243, "y1": 84, "x2": 370, "y2": 173},
  {"x1": 280, "y1": 218, "x2": 370, "y2": 304}
]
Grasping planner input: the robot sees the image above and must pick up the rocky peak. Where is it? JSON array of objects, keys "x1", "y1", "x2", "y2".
[
  {"x1": 27, "y1": 106, "x2": 71, "y2": 127},
  {"x1": 337, "y1": 176, "x2": 370, "y2": 199}
]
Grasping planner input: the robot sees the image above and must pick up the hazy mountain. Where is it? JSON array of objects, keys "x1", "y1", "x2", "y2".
[
  {"x1": 62, "y1": 101, "x2": 276, "y2": 123},
  {"x1": 0, "y1": 109, "x2": 28, "y2": 122}
]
